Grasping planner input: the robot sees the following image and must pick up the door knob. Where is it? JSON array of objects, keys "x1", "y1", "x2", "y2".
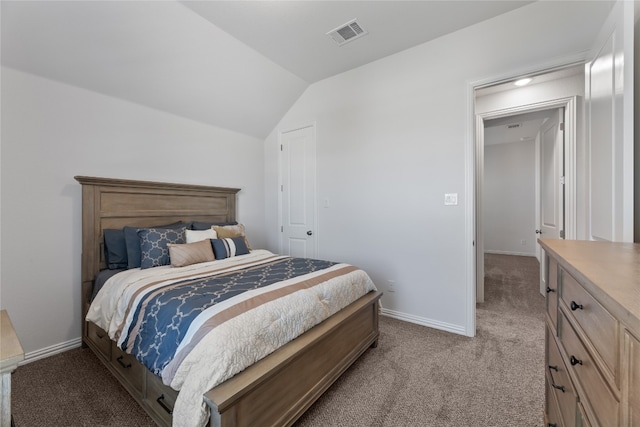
[
  {"x1": 307, "y1": 230, "x2": 313, "y2": 236},
  {"x1": 535, "y1": 229, "x2": 542, "y2": 234}
]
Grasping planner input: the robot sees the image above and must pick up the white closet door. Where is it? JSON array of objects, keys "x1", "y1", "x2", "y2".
[
  {"x1": 585, "y1": 0, "x2": 635, "y2": 242},
  {"x1": 280, "y1": 125, "x2": 317, "y2": 258}
]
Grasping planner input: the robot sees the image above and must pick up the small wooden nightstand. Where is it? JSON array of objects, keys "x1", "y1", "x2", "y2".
[{"x1": 1, "y1": 310, "x2": 24, "y2": 427}]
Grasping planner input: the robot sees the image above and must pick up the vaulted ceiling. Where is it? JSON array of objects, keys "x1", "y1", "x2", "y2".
[
  {"x1": 0, "y1": 1, "x2": 537, "y2": 139},
  {"x1": 180, "y1": 1, "x2": 535, "y2": 84},
  {"x1": 1, "y1": 1, "x2": 609, "y2": 139}
]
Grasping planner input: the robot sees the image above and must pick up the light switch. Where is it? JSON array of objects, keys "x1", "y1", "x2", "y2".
[
  {"x1": 444, "y1": 193, "x2": 458, "y2": 205},
  {"x1": 323, "y1": 198, "x2": 330, "y2": 208}
]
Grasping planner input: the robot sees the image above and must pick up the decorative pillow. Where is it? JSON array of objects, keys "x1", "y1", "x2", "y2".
[
  {"x1": 168, "y1": 239, "x2": 215, "y2": 267},
  {"x1": 185, "y1": 228, "x2": 217, "y2": 243},
  {"x1": 212, "y1": 224, "x2": 252, "y2": 250},
  {"x1": 211, "y1": 237, "x2": 250, "y2": 260},
  {"x1": 138, "y1": 226, "x2": 187, "y2": 269},
  {"x1": 103, "y1": 229, "x2": 128, "y2": 269},
  {"x1": 123, "y1": 221, "x2": 184, "y2": 269},
  {"x1": 189, "y1": 221, "x2": 238, "y2": 231}
]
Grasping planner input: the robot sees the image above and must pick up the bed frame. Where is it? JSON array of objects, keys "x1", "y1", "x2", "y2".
[{"x1": 75, "y1": 176, "x2": 381, "y2": 427}]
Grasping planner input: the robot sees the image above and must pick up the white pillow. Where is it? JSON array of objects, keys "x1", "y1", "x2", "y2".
[{"x1": 185, "y1": 228, "x2": 217, "y2": 243}]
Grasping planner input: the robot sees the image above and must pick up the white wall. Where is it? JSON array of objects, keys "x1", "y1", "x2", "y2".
[
  {"x1": 475, "y1": 74, "x2": 585, "y2": 114},
  {"x1": 483, "y1": 141, "x2": 536, "y2": 256},
  {"x1": 0, "y1": 67, "x2": 266, "y2": 356},
  {"x1": 264, "y1": 1, "x2": 610, "y2": 335},
  {"x1": 635, "y1": 6, "x2": 640, "y2": 243},
  {"x1": 1, "y1": 1, "x2": 308, "y2": 139}
]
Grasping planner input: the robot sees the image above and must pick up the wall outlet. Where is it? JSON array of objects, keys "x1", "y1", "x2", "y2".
[
  {"x1": 520, "y1": 239, "x2": 527, "y2": 245},
  {"x1": 387, "y1": 280, "x2": 396, "y2": 293}
]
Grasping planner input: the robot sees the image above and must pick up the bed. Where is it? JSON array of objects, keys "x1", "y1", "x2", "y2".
[{"x1": 75, "y1": 176, "x2": 382, "y2": 427}]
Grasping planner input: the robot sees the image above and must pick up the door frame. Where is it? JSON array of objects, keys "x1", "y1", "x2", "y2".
[
  {"x1": 465, "y1": 54, "x2": 587, "y2": 335},
  {"x1": 277, "y1": 122, "x2": 319, "y2": 257},
  {"x1": 474, "y1": 96, "x2": 577, "y2": 302}
]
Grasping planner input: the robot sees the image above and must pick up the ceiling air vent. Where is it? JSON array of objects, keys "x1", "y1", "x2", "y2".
[{"x1": 327, "y1": 19, "x2": 368, "y2": 46}]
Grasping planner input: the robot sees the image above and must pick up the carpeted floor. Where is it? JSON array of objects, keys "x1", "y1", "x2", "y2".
[
  {"x1": 295, "y1": 253, "x2": 544, "y2": 426},
  {"x1": 11, "y1": 254, "x2": 544, "y2": 426}
]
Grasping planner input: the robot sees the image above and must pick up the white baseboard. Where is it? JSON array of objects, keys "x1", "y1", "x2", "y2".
[
  {"x1": 22, "y1": 337, "x2": 82, "y2": 365},
  {"x1": 484, "y1": 250, "x2": 536, "y2": 257},
  {"x1": 19, "y1": 310, "x2": 468, "y2": 364},
  {"x1": 380, "y1": 308, "x2": 467, "y2": 336}
]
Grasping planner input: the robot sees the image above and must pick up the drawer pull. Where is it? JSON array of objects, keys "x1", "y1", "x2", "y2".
[
  {"x1": 156, "y1": 394, "x2": 173, "y2": 415},
  {"x1": 570, "y1": 301, "x2": 583, "y2": 311},
  {"x1": 546, "y1": 287, "x2": 555, "y2": 293},
  {"x1": 548, "y1": 365, "x2": 565, "y2": 392},
  {"x1": 96, "y1": 330, "x2": 106, "y2": 339},
  {"x1": 570, "y1": 355, "x2": 583, "y2": 366},
  {"x1": 548, "y1": 424, "x2": 558, "y2": 427},
  {"x1": 116, "y1": 355, "x2": 132, "y2": 369}
]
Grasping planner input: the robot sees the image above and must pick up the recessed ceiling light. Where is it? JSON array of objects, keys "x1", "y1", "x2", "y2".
[{"x1": 514, "y1": 78, "x2": 532, "y2": 87}]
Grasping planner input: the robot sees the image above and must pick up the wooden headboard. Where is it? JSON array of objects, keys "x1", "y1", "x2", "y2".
[{"x1": 74, "y1": 176, "x2": 240, "y2": 338}]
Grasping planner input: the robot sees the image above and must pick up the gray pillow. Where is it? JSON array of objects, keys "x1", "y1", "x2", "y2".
[{"x1": 103, "y1": 229, "x2": 128, "y2": 269}]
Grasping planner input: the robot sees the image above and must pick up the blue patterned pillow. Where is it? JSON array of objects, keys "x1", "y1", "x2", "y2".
[
  {"x1": 124, "y1": 221, "x2": 184, "y2": 269},
  {"x1": 211, "y1": 237, "x2": 250, "y2": 260},
  {"x1": 138, "y1": 226, "x2": 187, "y2": 269}
]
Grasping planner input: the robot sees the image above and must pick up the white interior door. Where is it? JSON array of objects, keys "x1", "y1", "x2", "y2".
[
  {"x1": 539, "y1": 108, "x2": 564, "y2": 241},
  {"x1": 280, "y1": 125, "x2": 317, "y2": 258},
  {"x1": 538, "y1": 108, "x2": 564, "y2": 294},
  {"x1": 585, "y1": 0, "x2": 634, "y2": 242}
]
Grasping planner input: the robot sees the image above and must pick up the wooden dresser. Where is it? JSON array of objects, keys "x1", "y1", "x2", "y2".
[{"x1": 539, "y1": 239, "x2": 640, "y2": 427}]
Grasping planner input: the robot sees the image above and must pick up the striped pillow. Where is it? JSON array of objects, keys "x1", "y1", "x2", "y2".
[{"x1": 211, "y1": 237, "x2": 250, "y2": 260}]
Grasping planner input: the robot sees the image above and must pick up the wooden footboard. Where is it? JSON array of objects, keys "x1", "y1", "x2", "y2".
[
  {"x1": 205, "y1": 290, "x2": 382, "y2": 427},
  {"x1": 84, "y1": 291, "x2": 381, "y2": 427}
]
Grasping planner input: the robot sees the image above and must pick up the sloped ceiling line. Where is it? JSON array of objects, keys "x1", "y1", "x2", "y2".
[{"x1": 1, "y1": 1, "x2": 534, "y2": 139}]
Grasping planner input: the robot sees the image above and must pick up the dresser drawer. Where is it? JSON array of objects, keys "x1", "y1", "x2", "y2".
[
  {"x1": 626, "y1": 331, "x2": 640, "y2": 426},
  {"x1": 545, "y1": 379, "x2": 563, "y2": 427},
  {"x1": 87, "y1": 322, "x2": 111, "y2": 360},
  {"x1": 145, "y1": 370, "x2": 178, "y2": 426},
  {"x1": 110, "y1": 342, "x2": 144, "y2": 396},
  {"x1": 577, "y1": 402, "x2": 592, "y2": 427},
  {"x1": 559, "y1": 311, "x2": 619, "y2": 426},
  {"x1": 561, "y1": 269, "x2": 618, "y2": 378},
  {"x1": 547, "y1": 327, "x2": 576, "y2": 427},
  {"x1": 546, "y1": 257, "x2": 559, "y2": 330}
]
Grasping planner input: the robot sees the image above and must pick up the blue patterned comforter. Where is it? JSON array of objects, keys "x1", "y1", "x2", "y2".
[{"x1": 121, "y1": 256, "x2": 336, "y2": 376}]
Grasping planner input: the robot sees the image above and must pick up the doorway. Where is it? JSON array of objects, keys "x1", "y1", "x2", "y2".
[
  {"x1": 481, "y1": 105, "x2": 568, "y2": 301},
  {"x1": 474, "y1": 71, "x2": 579, "y2": 303}
]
